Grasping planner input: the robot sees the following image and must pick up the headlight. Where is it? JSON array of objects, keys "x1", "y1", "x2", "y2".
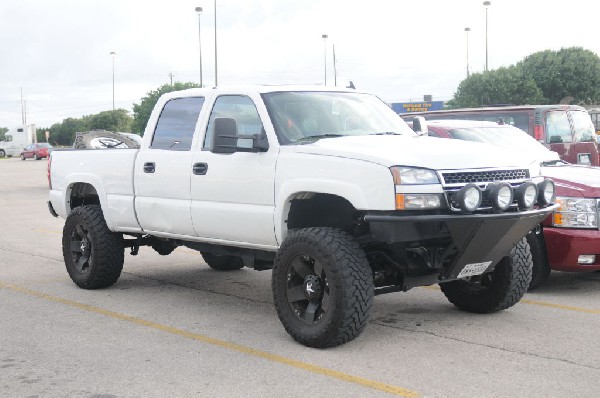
[
  {"x1": 515, "y1": 182, "x2": 538, "y2": 210},
  {"x1": 537, "y1": 179, "x2": 555, "y2": 206},
  {"x1": 553, "y1": 197, "x2": 598, "y2": 229},
  {"x1": 487, "y1": 182, "x2": 513, "y2": 212},
  {"x1": 456, "y1": 183, "x2": 482, "y2": 212},
  {"x1": 395, "y1": 194, "x2": 442, "y2": 210},
  {"x1": 390, "y1": 167, "x2": 439, "y2": 185}
]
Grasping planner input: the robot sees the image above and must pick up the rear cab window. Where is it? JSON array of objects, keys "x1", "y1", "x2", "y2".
[{"x1": 545, "y1": 111, "x2": 572, "y2": 143}]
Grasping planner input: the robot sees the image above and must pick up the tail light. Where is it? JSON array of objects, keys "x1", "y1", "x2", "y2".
[{"x1": 534, "y1": 125, "x2": 545, "y2": 141}]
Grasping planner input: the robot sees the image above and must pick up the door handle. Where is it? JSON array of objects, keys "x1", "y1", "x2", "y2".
[
  {"x1": 193, "y1": 162, "x2": 208, "y2": 175},
  {"x1": 143, "y1": 162, "x2": 155, "y2": 173}
]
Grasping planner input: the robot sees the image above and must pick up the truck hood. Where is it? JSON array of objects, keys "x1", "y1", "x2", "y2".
[
  {"x1": 541, "y1": 164, "x2": 600, "y2": 197},
  {"x1": 292, "y1": 135, "x2": 537, "y2": 170}
]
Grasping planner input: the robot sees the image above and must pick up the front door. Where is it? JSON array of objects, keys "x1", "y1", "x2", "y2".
[{"x1": 190, "y1": 95, "x2": 278, "y2": 248}]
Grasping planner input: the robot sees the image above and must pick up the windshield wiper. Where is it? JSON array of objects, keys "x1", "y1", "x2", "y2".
[{"x1": 295, "y1": 134, "x2": 344, "y2": 143}]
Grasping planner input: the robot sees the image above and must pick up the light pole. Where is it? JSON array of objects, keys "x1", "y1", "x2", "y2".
[
  {"x1": 321, "y1": 34, "x2": 328, "y2": 85},
  {"x1": 110, "y1": 51, "x2": 116, "y2": 110},
  {"x1": 483, "y1": 1, "x2": 491, "y2": 72},
  {"x1": 464, "y1": 27, "x2": 471, "y2": 77},
  {"x1": 214, "y1": 0, "x2": 218, "y2": 86},
  {"x1": 195, "y1": 6, "x2": 203, "y2": 87}
]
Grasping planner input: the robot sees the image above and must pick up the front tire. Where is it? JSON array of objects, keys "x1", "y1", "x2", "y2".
[
  {"x1": 20, "y1": 154, "x2": 25, "y2": 160},
  {"x1": 0, "y1": 149, "x2": 5, "y2": 157},
  {"x1": 526, "y1": 229, "x2": 551, "y2": 290},
  {"x1": 201, "y1": 252, "x2": 244, "y2": 271},
  {"x1": 440, "y1": 237, "x2": 532, "y2": 313},
  {"x1": 62, "y1": 205, "x2": 124, "y2": 289},
  {"x1": 272, "y1": 227, "x2": 374, "y2": 348}
]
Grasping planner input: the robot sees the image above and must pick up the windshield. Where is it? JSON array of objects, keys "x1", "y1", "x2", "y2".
[
  {"x1": 37, "y1": 143, "x2": 52, "y2": 148},
  {"x1": 446, "y1": 125, "x2": 559, "y2": 162},
  {"x1": 262, "y1": 91, "x2": 415, "y2": 144}
]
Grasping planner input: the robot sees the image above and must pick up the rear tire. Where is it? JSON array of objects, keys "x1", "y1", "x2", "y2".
[
  {"x1": 272, "y1": 227, "x2": 374, "y2": 348},
  {"x1": 201, "y1": 252, "x2": 244, "y2": 271},
  {"x1": 440, "y1": 237, "x2": 532, "y2": 313},
  {"x1": 62, "y1": 205, "x2": 124, "y2": 289},
  {"x1": 0, "y1": 149, "x2": 5, "y2": 157},
  {"x1": 526, "y1": 229, "x2": 551, "y2": 290}
]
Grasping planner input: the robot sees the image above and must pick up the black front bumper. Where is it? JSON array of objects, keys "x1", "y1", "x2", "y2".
[{"x1": 364, "y1": 205, "x2": 558, "y2": 281}]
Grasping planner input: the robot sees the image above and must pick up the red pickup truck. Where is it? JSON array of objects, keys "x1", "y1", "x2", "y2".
[{"x1": 414, "y1": 119, "x2": 600, "y2": 289}]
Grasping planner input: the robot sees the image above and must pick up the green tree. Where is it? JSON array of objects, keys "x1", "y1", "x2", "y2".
[
  {"x1": 50, "y1": 118, "x2": 88, "y2": 146},
  {"x1": 0, "y1": 127, "x2": 7, "y2": 141},
  {"x1": 87, "y1": 109, "x2": 133, "y2": 132},
  {"x1": 451, "y1": 66, "x2": 544, "y2": 108},
  {"x1": 132, "y1": 82, "x2": 199, "y2": 134},
  {"x1": 518, "y1": 47, "x2": 600, "y2": 104}
]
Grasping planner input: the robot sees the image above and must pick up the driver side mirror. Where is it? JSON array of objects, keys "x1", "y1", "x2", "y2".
[
  {"x1": 212, "y1": 117, "x2": 269, "y2": 154},
  {"x1": 412, "y1": 116, "x2": 428, "y2": 136}
]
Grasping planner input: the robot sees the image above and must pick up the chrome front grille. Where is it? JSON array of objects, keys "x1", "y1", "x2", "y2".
[{"x1": 440, "y1": 169, "x2": 529, "y2": 185}]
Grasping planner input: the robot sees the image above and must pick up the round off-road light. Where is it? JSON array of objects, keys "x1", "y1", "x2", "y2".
[
  {"x1": 456, "y1": 183, "x2": 482, "y2": 212},
  {"x1": 515, "y1": 182, "x2": 538, "y2": 209},
  {"x1": 537, "y1": 179, "x2": 555, "y2": 206},
  {"x1": 488, "y1": 182, "x2": 513, "y2": 212}
]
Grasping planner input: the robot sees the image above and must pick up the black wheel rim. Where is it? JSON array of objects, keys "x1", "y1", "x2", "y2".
[
  {"x1": 69, "y1": 223, "x2": 92, "y2": 273},
  {"x1": 285, "y1": 255, "x2": 330, "y2": 324}
]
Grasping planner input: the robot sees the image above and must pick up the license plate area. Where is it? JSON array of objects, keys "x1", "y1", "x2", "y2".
[{"x1": 457, "y1": 261, "x2": 492, "y2": 279}]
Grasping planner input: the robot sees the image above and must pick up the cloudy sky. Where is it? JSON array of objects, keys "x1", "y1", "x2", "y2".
[{"x1": 1, "y1": 0, "x2": 599, "y2": 128}]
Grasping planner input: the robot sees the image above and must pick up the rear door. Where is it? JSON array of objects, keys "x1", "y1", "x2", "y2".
[{"x1": 134, "y1": 96, "x2": 205, "y2": 236}]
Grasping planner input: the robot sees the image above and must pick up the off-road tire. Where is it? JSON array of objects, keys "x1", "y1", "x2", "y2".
[
  {"x1": 272, "y1": 227, "x2": 374, "y2": 348},
  {"x1": 74, "y1": 131, "x2": 139, "y2": 149},
  {"x1": 62, "y1": 205, "x2": 124, "y2": 289},
  {"x1": 440, "y1": 237, "x2": 532, "y2": 313},
  {"x1": 201, "y1": 252, "x2": 244, "y2": 271},
  {"x1": 526, "y1": 229, "x2": 551, "y2": 290}
]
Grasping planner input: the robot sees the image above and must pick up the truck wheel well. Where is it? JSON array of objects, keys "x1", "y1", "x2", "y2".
[
  {"x1": 69, "y1": 183, "x2": 100, "y2": 209},
  {"x1": 287, "y1": 193, "x2": 357, "y2": 231}
]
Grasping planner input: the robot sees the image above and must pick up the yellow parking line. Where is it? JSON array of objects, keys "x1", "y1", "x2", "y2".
[
  {"x1": 0, "y1": 281, "x2": 419, "y2": 398},
  {"x1": 520, "y1": 299, "x2": 600, "y2": 315},
  {"x1": 421, "y1": 285, "x2": 600, "y2": 315},
  {"x1": 33, "y1": 228, "x2": 62, "y2": 235}
]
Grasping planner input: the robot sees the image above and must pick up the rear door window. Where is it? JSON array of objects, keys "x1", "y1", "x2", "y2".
[
  {"x1": 545, "y1": 111, "x2": 572, "y2": 143},
  {"x1": 151, "y1": 97, "x2": 205, "y2": 150}
]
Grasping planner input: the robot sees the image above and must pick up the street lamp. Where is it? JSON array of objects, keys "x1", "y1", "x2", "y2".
[
  {"x1": 214, "y1": 0, "x2": 218, "y2": 86},
  {"x1": 195, "y1": 6, "x2": 203, "y2": 87},
  {"x1": 464, "y1": 27, "x2": 471, "y2": 77},
  {"x1": 321, "y1": 34, "x2": 328, "y2": 85},
  {"x1": 483, "y1": 1, "x2": 491, "y2": 72},
  {"x1": 110, "y1": 51, "x2": 116, "y2": 110}
]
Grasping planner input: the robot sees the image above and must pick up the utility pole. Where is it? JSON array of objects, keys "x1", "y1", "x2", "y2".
[{"x1": 168, "y1": 73, "x2": 175, "y2": 85}]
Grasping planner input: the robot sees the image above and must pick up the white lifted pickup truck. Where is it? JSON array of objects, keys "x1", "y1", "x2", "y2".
[{"x1": 48, "y1": 85, "x2": 557, "y2": 347}]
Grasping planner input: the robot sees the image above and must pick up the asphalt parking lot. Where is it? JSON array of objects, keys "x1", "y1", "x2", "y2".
[{"x1": 1, "y1": 156, "x2": 600, "y2": 397}]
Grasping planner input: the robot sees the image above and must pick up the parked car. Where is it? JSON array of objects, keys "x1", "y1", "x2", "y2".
[
  {"x1": 20, "y1": 143, "x2": 53, "y2": 160},
  {"x1": 411, "y1": 119, "x2": 600, "y2": 289},
  {"x1": 399, "y1": 105, "x2": 600, "y2": 166}
]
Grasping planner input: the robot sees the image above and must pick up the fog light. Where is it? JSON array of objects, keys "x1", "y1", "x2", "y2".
[
  {"x1": 488, "y1": 182, "x2": 513, "y2": 212},
  {"x1": 456, "y1": 183, "x2": 482, "y2": 212},
  {"x1": 537, "y1": 179, "x2": 555, "y2": 206},
  {"x1": 578, "y1": 255, "x2": 596, "y2": 265},
  {"x1": 515, "y1": 182, "x2": 538, "y2": 210}
]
